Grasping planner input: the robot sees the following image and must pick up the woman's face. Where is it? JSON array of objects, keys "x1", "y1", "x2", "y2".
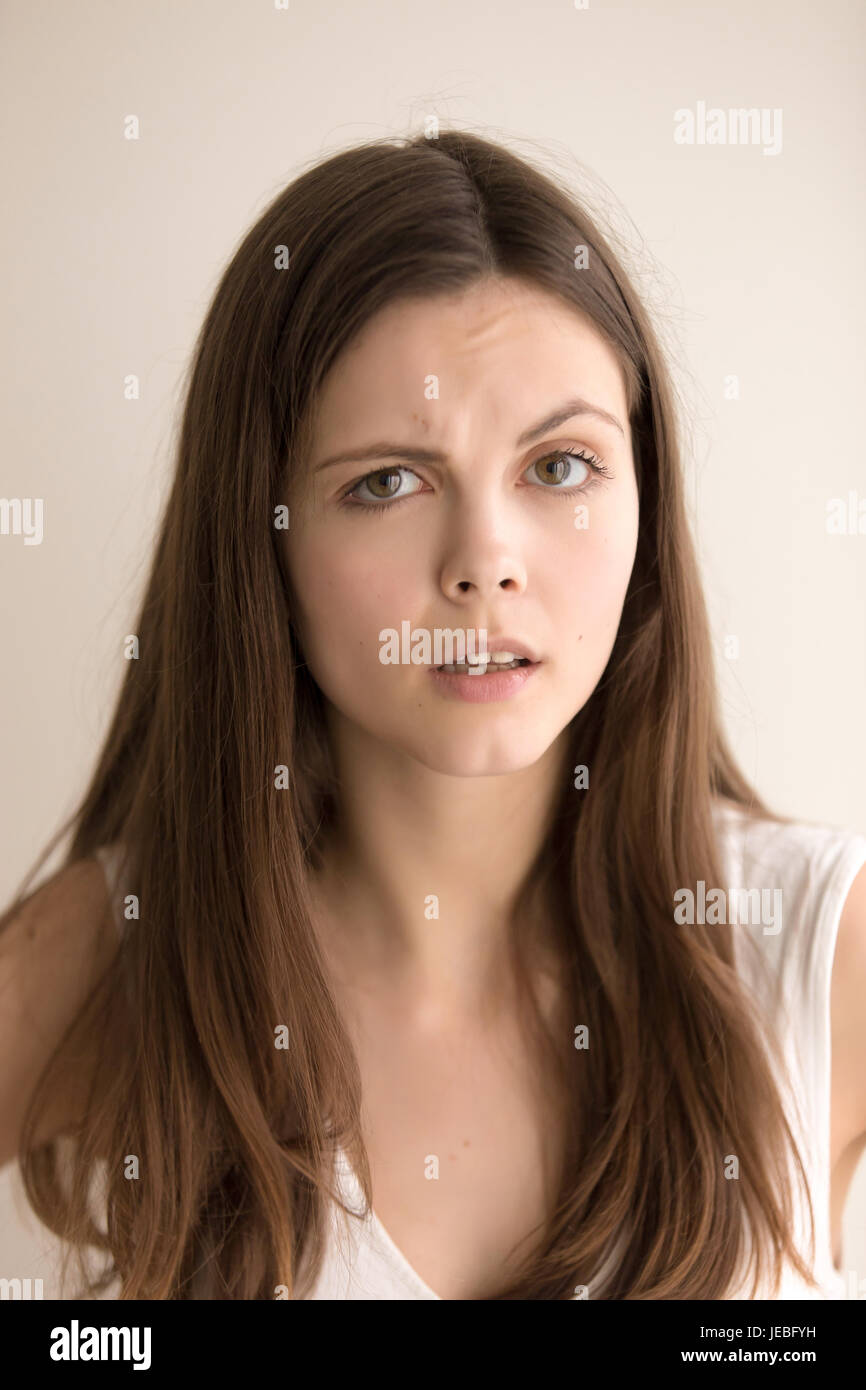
[{"x1": 280, "y1": 276, "x2": 640, "y2": 777}]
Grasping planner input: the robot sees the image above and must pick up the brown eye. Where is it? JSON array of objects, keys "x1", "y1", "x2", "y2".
[
  {"x1": 342, "y1": 466, "x2": 425, "y2": 511},
  {"x1": 530, "y1": 450, "x2": 592, "y2": 487},
  {"x1": 364, "y1": 470, "x2": 404, "y2": 499}
]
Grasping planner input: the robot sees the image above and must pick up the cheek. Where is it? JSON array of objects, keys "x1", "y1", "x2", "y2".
[
  {"x1": 543, "y1": 504, "x2": 638, "y2": 636},
  {"x1": 286, "y1": 531, "x2": 421, "y2": 683}
]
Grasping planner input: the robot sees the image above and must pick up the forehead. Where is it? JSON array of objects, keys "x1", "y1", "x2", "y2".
[{"x1": 308, "y1": 277, "x2": 629, "y2": 449}]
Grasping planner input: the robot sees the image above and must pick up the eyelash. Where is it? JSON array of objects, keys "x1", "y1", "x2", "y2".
[{"x1": 337, "y1": 448, "x2": 613, "y2": 515}]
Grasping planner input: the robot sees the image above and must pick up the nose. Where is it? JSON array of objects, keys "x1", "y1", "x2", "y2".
[
  {"x1": 439, "y1": 531, "x2": 528, "y2": 599},
  {"x1": 446, "y1": 567, "x2": 525, "y2": 596}
]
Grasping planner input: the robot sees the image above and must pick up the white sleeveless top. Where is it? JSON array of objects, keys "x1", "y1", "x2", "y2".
[{"x1": 94, "y1": 800, "x2": 866, "y2": 1300}]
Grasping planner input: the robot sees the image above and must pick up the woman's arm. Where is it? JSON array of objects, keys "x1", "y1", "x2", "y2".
[
  {"x1": 830, "y1": 861, "x2": 866, "y2": 1168},
  {"x1": 0, "y1": 858, "x2": 120, "y2": 1168}
]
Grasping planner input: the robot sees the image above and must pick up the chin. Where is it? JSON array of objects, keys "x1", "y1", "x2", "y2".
[{"x1": 404, "y1": 729, "x2": 559, "y2": 778}]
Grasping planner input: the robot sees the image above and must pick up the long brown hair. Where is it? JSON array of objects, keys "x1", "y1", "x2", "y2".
[{"x1": 4, "y1": 129, "x2": 817, "y2": 1299}]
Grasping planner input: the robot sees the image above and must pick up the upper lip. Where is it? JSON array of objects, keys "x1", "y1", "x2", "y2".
[{"x1": 431, "y1": 636, "x2": 541, "y2": 668}]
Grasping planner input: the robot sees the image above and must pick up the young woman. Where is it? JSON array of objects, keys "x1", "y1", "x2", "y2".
[{"x1": 2, "y1": 129, "x2": 865, "y2": 1301}]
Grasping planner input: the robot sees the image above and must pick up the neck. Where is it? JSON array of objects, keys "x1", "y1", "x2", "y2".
[{"x1": 311, "y1": 709, "x2": 569, "y2": 1023}]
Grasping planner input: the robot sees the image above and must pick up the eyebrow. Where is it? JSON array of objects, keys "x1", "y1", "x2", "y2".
[{"x1": 312, "y1": 396, "x2": 626, "y2": 474}]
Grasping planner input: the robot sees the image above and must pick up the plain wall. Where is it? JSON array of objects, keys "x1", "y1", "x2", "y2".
[{"x1": 1, "y1": 0, "x2": 864, "y2": 1295}]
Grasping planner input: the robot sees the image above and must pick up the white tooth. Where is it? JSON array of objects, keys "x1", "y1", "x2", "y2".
[
  {"x1": 489, "y1": 651, "x2": 517, "y2": 663},
  {"x1": 438, "y1": 660, "x2": 525, "y2": 674}
]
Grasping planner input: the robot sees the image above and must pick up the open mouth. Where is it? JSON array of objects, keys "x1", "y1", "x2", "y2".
[{"x1": 435, "y1": 657, "x2": 532, "y2": 674}]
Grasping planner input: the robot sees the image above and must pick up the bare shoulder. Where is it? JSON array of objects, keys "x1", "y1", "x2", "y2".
[
  {"x1": 830, "y1": 859, "x2": 866, "y2": 1164},
  {"x1": 0, "y1": 856, "x2": 121, "y2": 1168}
]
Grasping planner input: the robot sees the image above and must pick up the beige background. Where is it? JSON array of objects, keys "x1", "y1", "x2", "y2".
[{"x1": 1, "y1": 0, "x2": 864, "y2": 1295}]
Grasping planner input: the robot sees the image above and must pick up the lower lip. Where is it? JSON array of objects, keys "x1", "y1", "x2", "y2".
[{"x1": 428, "y1": 661, "x2": 541, "y2": 703}]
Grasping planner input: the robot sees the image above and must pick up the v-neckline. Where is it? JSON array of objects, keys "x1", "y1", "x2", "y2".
[
  {"x1": 366, "y1": 1203, "x2": 443, "y2": 1299},
  {"x1": 333, "y1": 1145, "x2": 442, "y2": 1299},
  {"x1": 332, "y1": 1145, "x2": 587, "y2": 1301}
]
